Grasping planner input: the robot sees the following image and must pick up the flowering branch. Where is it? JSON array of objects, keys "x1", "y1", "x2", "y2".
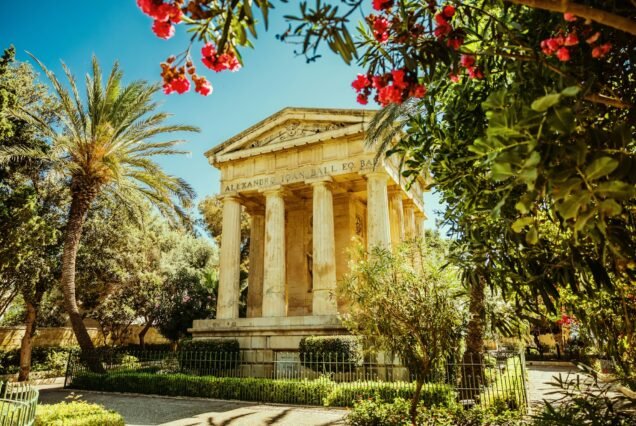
[{"x1": 505, "y1": 0, "x2": 636, "y2": 36}]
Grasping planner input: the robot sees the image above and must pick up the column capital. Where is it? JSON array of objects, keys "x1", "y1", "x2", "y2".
[
  {"x1": 414, "y1": 211, "x2": 427, "y2": 220},
  {"x1": 403, "y1": 198, "x2": 417, "y2": 208},
  {"x1": 218, "y1": 192, "x2": 241, "y2": 203},
  {"x1": 305, "y1": 176, "x2": 333, "y2": 186},
  {"x1": 363, "y1": 170, "x2": 390, "y2": 181},
  {"x1": 260, "y1": 185, "x2": 285, "y2": 198}
]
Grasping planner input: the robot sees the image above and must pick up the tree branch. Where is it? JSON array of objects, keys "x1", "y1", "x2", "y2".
[{"x1": 505, "y1": 0, "x2": 636, "y2": 36}]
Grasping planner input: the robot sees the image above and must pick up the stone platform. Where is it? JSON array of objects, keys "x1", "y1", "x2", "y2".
[{"x1": 189, "y1": 315, "x2": 348, "y2": 351}]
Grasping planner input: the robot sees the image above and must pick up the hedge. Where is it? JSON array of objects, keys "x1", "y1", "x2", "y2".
[
  {"x1": 36, "y1": 401, "x2": 124, "y2": 426},
  {"x1": 69, "y1": 371, "x2": 455, "y2": 408},
  {"x1": 0, "y1": 347, "x2": 76, "y2": 375},
  {"x1": 299, "y1": 336, "x2": 360, "y2": 373},
  {"x1": 177, "y1": 339, "x2": 240, "y2": 373}
]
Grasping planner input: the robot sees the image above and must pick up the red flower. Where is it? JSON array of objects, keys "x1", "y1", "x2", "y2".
[
  {"x1": 158, "y1": 3, "x2": 183, "y2": 23},
  {"x1": 434, "y1": 13, "x2": 449, "y2": 26},
  {"x1": 201, "y1": 43, "x2": 241, "y2": 72},
  {"x1": 586, "y1": 32, "x2": 601, "y2": 44},
  {"x1": 372, "y1": 16, "x2": 390, "y2": 43},
  {"x1": 467, "y1": 66, "x2": 483, "y2": 79},
  {"x1": 564, "y1": 33, "x2": 579, "y2": 47},
  {"x1": 152, "y1": 20, "x2": 175, "y2": 39},
  {"x1": 434, "y1": 22, "x2": 452, "y2": 39},
  {"x1": 449, "y1": 72, "x2": 460, "y2": 83},
  {"x1": 194, "y1": 76, "x2": 213, "y2": 96},
  {"x1": 372, "y1": 0, "x2": 394, "y2": 11},
  {"x1": 137, "y1": 0, "x2": 161, "y2": 18},
  {"x1": 410, "y1": 84, "x2": 426, "y2": 98},
  {"x1": 446, "y1": 36, "x2": 463, "y2": 50},
  {"x1": 543, "y1": 37, "x2": 562, "y2": 53},
  {"x1": 563, "y1": 12, "x2": 577, "y2": 22},
  {"x1": 592, "y1": 42, "x2": 612, "y2": 58},
  {"x1": 442, "y1": 5, "x2": 456, "y2": 19},
  {"x1": 163, "y1": 75, "x2": 190, "y2": 95},
  {"x1": 356, "y1": 93, "x2": 369, "y2": 105},
  {"x1": 352, "y1": 74, "x2": 371, "y2": 92},
  {"x1": 372, "y1": 75, "x2": 387, "y2": 89},
  {"x1": 377, "y1": 84, "x2": 403, "y2": 106},
  {"x1": 460, "y1": 54, "x2": 475, "y2": 68},
  {"x1": 556, "y1": 47, "x2": 570, "y2": 62},
  {"x1": 391, "y1": 69, "x2": 408, "y2": 90}
]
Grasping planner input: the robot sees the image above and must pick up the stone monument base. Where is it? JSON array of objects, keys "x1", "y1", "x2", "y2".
[{"x1": 189, "y1": 315, "x2": 348, "y2": 351}]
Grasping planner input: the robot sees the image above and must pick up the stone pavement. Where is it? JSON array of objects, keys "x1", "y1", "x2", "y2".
[
  {"x1": 38, "y1": 387, "x2": 347, "y2": 426},
  {"x1": 526, "y1": 364, "x2": 579, "y2": 413}
]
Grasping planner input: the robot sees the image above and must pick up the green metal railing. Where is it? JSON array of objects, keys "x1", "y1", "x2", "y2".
[
  {"x1": 0, "y1": 382, "x2": 38, "y2": 426},
  {"x1": 64, "y1": 348, "x2": 527, "y2": 410}
]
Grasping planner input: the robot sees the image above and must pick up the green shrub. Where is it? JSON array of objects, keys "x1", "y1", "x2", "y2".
[
  {"x1": 68, "y1": 371, "x2": 454, "y2": 408},
  {"x1": 299, "y1": 336, "x2": 360, "y2": 373},
  {"x1": 324, "y1": 382, "x2": 455, "y2": 408},
  {"x1": 176, "y1": 339, "x2": 240, "y2": 373},
  {"x1": 346, "y1": 398, "x2": 524, "y2": 426},
  {"x1": 36, "y1": 401, "x2": 124, "y2": 426},
  {"x1": 0, "y1": 347, "x2": 76, "y2": 375}
]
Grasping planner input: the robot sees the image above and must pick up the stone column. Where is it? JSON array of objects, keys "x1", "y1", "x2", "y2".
[
  {"x1": 217, "y1": 194, "x2": 241, "y2": 319},
  {"x1": 403, "y1": 201, "x2": 416, "y2": 239},
  {"x1": 310, "y1": 178, "x2": 338, "y2": 316},
  {"x1": 262, "y1": 187, "x2": 287, "y2": 317},
  {"x1": 415, "y1": 211, "x2": 426, "y2": 241},
  {"x1": 366, "y1": 171, "x2": 391, "y2": 250},
  {"x1": 246, "y1": 208, "x2": 265, "y2": 318},
  {"x1": 388, "y1": 189, "x2": 405, "y2": 248}
]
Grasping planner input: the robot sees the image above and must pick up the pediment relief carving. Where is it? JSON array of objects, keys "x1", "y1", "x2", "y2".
[{"x1": 241, "y1": 120, "x2": 349, "y2": 151}]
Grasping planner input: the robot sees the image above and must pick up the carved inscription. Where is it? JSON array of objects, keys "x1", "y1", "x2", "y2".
[{"x1": 223, "y1": 159, "x2": 375, "y2": 193}]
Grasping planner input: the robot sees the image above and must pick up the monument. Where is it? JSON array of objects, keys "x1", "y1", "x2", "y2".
[{"x1": 190, "y1": 107, "x2": 428, "y2": 354}]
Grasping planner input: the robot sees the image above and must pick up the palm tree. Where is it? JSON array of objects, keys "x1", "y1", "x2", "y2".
[{"x1": 1, "y1": 57, "x2": 198, "y2": 360}]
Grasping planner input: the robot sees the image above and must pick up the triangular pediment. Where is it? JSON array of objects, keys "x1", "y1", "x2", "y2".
[{"x1": 206, "y1": 107, "x2": 376, "y2": 164}]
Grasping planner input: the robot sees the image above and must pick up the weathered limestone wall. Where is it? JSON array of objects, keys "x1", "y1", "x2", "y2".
[{"x1": 0, "y1": 325, "x2": 169, "y2": 350}]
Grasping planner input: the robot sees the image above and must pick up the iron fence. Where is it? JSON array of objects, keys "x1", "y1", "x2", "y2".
[
  {"x1": 64, "y1": 349, "x2": 527, "y2": 410},
  {"x1": 0, "y1": 382, "x2": 38, "y2": 426}
]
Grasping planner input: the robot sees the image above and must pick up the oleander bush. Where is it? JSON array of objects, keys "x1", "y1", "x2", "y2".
[
  {"x1": 299, "y1": 336, "x2": 360, "y2": 373},
  {"x1": 36, "y1": 401, "x2": 124, "y2": 426},
  {"x1": 68, "y1": 371, "x2": 455, "y2": 407}
]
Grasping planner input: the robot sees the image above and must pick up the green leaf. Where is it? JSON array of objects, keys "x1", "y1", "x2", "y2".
[
  {"x1": 531, "y1": 94, "x2": 561, "y2": 112},
  {"x1": 557, "y1": 192, "x2": 590, "y2": 220},
  {"x1": 491, "y1": 162, "x2": 514, "y2": 181},
  {"x1": 584, "y1": 157, "x2": 619, "y2": 180},
  {"x1": 599, "y1": 199, "x2": 622, "y2": 217},
  {"x1": 525, "y1": 226, "x2": 538, "y2": 245},
  {"x1": 515, "y1": 200, "x2": 529, "y2": 214},
  {"x1": 595, "y1": 180, "x2": 635, "y2": 199},
  {"x1": 548, "y1": 107, "x2": 575, "y2": 134},
  {"x1": 512, "y1": 217, "x2": 534, "y2": 233},
  {"x1": 482, "y1": 90, "x2": 506, "y2": 111},
  {"x1": 561, "y1": 86, "x2": 581, "y2": 97}
]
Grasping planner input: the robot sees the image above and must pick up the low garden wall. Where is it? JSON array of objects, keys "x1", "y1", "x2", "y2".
[{"x1": 0, "y1": 325, "x2": 169, "y2": 350}]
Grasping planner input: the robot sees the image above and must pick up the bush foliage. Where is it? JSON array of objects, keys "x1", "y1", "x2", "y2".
[
  {"x1": 69, "y1": 371, "x2": 455, "y2": 408},
  {"x1": 299, "y1": 336, "x2": 360, "y2": 373},
  {"x1": 0, "y1": 347, "x2": 76, "y2": 375},
  {"x1": 36, "y1": 401, "x2": 124, "y2": 426}
]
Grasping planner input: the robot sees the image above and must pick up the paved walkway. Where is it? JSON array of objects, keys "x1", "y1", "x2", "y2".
[
  {"x1": 526, "y1": 364, "x2": 580, "y2": 413},
  {"x1": 38, "y1": 387, "x2": 347, "y2": 426}
]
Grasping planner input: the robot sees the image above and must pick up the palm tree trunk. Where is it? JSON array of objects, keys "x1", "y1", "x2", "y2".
[
  {"x1": 18, "y1": 300, "x2": 38, "y2": 382},
  {"x1": 60, "y1": 182, "x2": 102, "y2": 371}
]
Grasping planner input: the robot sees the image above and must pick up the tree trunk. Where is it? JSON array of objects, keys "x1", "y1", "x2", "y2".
[
  {"x1": 60, "y1": 182, "x2": 102, "y2": 371},
  {"x1": 462, "y1": 270, "x2": 486, "y2": 401},
  {"x1": 138, "y1": 319, "x2": 154, "y2": 349},
  {"x1": 410, "y1": 378, "x2": 423, "y2": 425},
  {"x1": 17, "y1": 300, "x2": 38, "y2": 382}
]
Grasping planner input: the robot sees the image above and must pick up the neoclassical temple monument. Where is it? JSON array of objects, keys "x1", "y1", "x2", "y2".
[{"x1": 190, "y1": 107, "x2": 428, "y2": 352}]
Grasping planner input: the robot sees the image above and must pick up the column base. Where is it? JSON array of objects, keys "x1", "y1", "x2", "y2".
[{"x1": 189, "y1": 315, "x2": 347, "y2": 351}]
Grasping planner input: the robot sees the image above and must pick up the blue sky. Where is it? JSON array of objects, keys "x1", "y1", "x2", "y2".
[{"x1": 1, "y1": 0, "x2": 442, "y2": 229}]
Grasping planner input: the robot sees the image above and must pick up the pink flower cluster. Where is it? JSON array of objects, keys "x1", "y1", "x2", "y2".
[
  {"x1": 201, "y1": 43, "x2": 241, "y2": 72},
  {"x1": 352, "y1": 69, "x2": 426, "y2": 106},
  {"x1": 372, "y1": 0, "x2": 393, "y2": 11},
  {"x1": 369, "y1": 15, "x2": 391, "y2": 43},
  {"x1": 160, "y1": 57, "x2": 213, "y2": 96},
  {"x1": 540, "y1": 13, "x2": 612, "y2": 62},
  {"x1": 137, "y1": 0, "x2": 183, "y2": 40},
  {"x1": 451, "y1": 54, "x2": 483, "y2": 80}
]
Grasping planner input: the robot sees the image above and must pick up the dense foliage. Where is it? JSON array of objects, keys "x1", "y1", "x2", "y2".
[
  {"x1": 299, "y1": 336, "x2": 360, "y2": 373},
  {"x1": 340, "y1": 238, "x2": 466, "y2": 421}
]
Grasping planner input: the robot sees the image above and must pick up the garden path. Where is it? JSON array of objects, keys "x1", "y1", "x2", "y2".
[
  {"x1": 526, "y1": 364, "x2": 579, "y2": 412},
  {"x1": 38, "y1": 386, "x2": 347, "y2": 426}
]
